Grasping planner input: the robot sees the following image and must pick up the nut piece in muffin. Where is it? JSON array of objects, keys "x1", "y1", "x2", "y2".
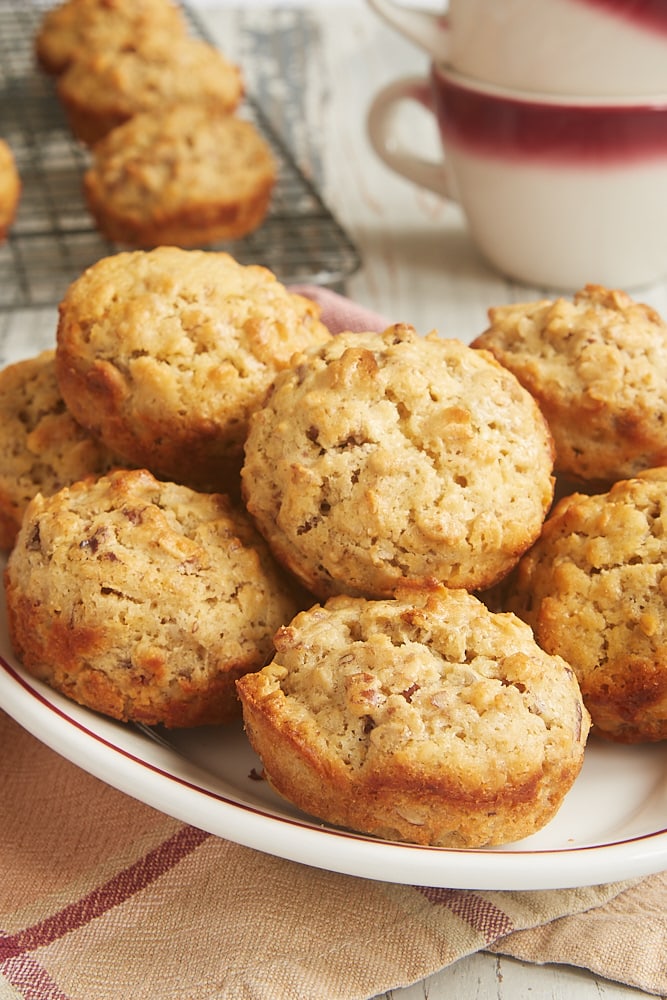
[
  {"x1": 471, "y1": 284, "x2": 667, "y2": 485},
  {"x1": 4, "y1": 468, "x2": 307, "y2": 728},
  {"x1": 55, "y1": 247, "x2": 332, "y2": 493},
  {"x1": 241, "y1": 324, "x2": 555, "y2": 599},
  {"x1": 0, "y1": 139, "x2": 20, "y2": 241},
  {"x1": 56, "y1": 35, "x2": 243, "y2": 145},
  {"x1": 35, "y1": 0, "x2": 189, "y2": 76},
  {"x1": 83, "y1": 105, "x2": 276, "y2": 247},
  {"x1": 0, "y1": 350, "x2": 120, "y2": 551},
  {"x1": 505, "y1": 467, "x2": 667, "y2": 743},
  {"x1": 236, "y1": 587, "x2": 589, "y2": 848}
]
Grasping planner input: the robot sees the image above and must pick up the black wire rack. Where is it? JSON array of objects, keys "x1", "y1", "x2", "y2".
[{"x1": 0, "y1": 0, "x2": 362, "y2": 310}]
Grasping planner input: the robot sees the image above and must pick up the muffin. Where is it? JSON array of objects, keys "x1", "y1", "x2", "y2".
[
  {"x1": 505, "y1": 467, "x2": 667, "y2": 743},
  {"x1": 55, "y1": 247, "x2": 331, "y2": 493},
  {"x1": 236, "y1": 587, "x2": 589, "y2": 848},
  {"x1": 0, "y1": 350, "x2": 120, "y2": 551},
  {"x1": 35, "y1": 0, "x2": 188, "y2": 76},
  {"x1": 241, "y1": 324, "x2": 555, "y2": 599},
  {"x1": 83, "y1": 104, "x2": 276, "y2": 247},
  {"x1": 0, "y1": 139, "x2": 20, "y2": 241},
  {"x1": 4, "y1": 468, "x2": 306, "y2": 728},
  {"x1": 57, "y1": 35, "x2": 243, "y2": 145},
  {"x1": 471, "y1": 284, "x2": 667, "y2": 484}
]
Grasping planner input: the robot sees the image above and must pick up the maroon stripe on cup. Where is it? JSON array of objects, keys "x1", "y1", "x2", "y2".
[
  {"x1": 580, "y1": 0, "x2": 667, "y2": 34},
  {"x1": 0, "y1": 825, "x2": 211, "y2": 963},
  {"x1": 432, "y1": 69, "x2": 667, "y2": 165}
]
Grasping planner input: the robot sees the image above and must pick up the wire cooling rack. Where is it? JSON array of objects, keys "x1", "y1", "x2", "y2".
[{"x1": 0, "y1": 0, "x2": 361, "y2": 310}]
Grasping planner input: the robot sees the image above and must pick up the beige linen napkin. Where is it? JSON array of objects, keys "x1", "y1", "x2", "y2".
[
  {"x1": 1, "y1": 288, "x2": 665, "y2": 1000},
  {"x1": 0, "y1": 710, "x2": 664, "y2": 1000}
]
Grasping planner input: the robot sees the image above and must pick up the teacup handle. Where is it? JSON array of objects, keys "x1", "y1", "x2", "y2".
[
  {"x1": 367, "y1": 0, "x2": 450, "y2": 61},
  {"x1": 366, "y1": 76, "x2": 453, "y2": 199}
]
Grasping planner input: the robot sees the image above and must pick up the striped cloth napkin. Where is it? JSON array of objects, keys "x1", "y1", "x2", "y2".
[
  {"x1": 1, "y1": 287, "x2": 665, "y2": 1000},
  {"x1": 0, "y1": 710, "x2": 665, "y2": 999}
]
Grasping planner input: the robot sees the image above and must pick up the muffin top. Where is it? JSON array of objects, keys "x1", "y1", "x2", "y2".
[
  {"x1": 55, "y1": 248, "x2": 331, "y2": 490},
  {"x1": 56, "y1": 34, "x2": 243, "y2": 124},
  {"x1": 242, "y1": 324, "x2": 555, "y2": 598},
  {"x1": 5, "y1": 468, "x2": 305, "y2": 727},
  {"x1": 237, "y1": 586, "x2": 589, "y2": 847},
  {"x1": 0, "y1": 350, "x2": 119, "y2": 550},
  {"x1": 35, "y1": 0, "x2": 189, "y2": 75},
  {"x1": 506, "y1": 467, "x2": 667, "y2": 742},
  {"x1": 472, "y1": 284, "x2": 667, "y2": 483},
  {"x1": 264, "y1": 587, "x2": 588, "y2": 782},
  {"x1": 83, "y1": 104, "x2": 276, "y2": 243}
]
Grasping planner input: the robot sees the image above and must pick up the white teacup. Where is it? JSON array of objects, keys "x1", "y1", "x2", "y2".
[
  {"x1": 368, "y1": 0, "x2": 667, "y2": 97},
  {"x1": 367, "y1": 65, "x2": 667, "y2": 290}
]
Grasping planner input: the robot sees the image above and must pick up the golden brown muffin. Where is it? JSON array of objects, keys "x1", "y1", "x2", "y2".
[
  {"x1": 83, "y1": 105, "x2": 276, "y2": 247},
  {"x1": 57, "y1": 36, "x2": 243, "y2": 146},
  {"x1": 0, "y1": 139, "x2": 20, "y2": 241},
  {"x1": 0, "y1": 350, "x2": 120, "y2": 551},
  {"x1": 471, "y1": 284, "x2": 667, "y2": 485},
  {"x1": 505, "y1": 467, "x2": 667, "y2": 743},
  {"x1": 237, "y1": 587, "x2": 589, "y2": 848},
  {"x1": 4, "y1": 468, "x2": 307, "y2": 728},
  {"x1": 241, "y1": 324, "x2": 555, "y2": 599},
  {"x1": 35, "y1": 0, "x2": 188, "y2": 76},
  {"x1": 55, "y1": 247, "x2": 331, "y2": 493}
]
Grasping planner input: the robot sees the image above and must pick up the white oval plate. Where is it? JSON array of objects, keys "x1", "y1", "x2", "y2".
[{"x1": 1, "y1": 574, "x2": 666, "y2": 890}]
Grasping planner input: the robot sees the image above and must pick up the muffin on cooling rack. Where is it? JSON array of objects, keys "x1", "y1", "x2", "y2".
[
  {"x1": 471, "y1": 284, "x2": 667, "y2": 485},
  {"x1": 5, "y1": 468, "x2": 307, "y2": 728},
  {"x1": 0, "y1": 139, "x2": 20, "y2": 241},
  {"x1": 505, "y1": 467, "x2": 667, "y2": 744},
  {"x1": 83, "y1": 104, "x2": 276, "y2": 247},
  {"x1": 0, "y1": 350, "x2": 120, "y2": 551},
  {"x1": 241, "y1": 324, "x2": 555, "y2": 599},
  {"x1": 55, "y1": 247, "x2": 331, "y2": 493},
  {"x1": 56, "y1": 35, "x2": 243, "y2": 145},
  {"x1": 237, "y1": 586, "x2": 589, "y2": 848},
  {"x1": 34, "y1": 0, "x2": 189, "y2": 76}
]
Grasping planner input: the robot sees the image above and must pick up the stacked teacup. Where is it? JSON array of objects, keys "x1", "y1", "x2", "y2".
[{"x1": 366, "y1": 0, "x2": 667, "y2": 289}]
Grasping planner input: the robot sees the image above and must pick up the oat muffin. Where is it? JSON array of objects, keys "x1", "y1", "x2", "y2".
[
  {"x1": 471, "y1": 284, "x2": 667, "y2": 484},
  {"x1": 241, "y1": 324, "x2": 555, "y2": 599},
  {"x1": 83, "y1": 105, "x2": 276, "y2": 247},
  {"x1": 236, "y1": 587, "x2": 589, "y2": 848},
  {"x1": 57, "y1": 36, "x2": 243, "y2": 145},
  {"x1": 4, "y1": 468, "x2": 306, "y2": 727},
  {"x1": 0, "y1": 139, "x2": 20, "y2": 241},
  {"x1": 55, "y1": 247, "x2": 331, "y2": 493},
  {"x1": 0, "y1": 350, "x2": 120, "y2": 552},
  {"x1": 35, "y1": 0, "x2": 188, "y2": 76},
  {"x1": 506, "y1": 467, "x2": 667, "y2": 743}
]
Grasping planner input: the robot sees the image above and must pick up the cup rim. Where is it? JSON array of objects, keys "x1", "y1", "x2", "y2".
[{"x1": 432, "y1": 62, "x2": 667, "y2": 110}]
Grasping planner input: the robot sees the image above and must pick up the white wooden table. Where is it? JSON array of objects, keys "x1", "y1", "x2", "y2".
[{"x1": 3, "y1": 3, "x2": 663, "y2": 998}]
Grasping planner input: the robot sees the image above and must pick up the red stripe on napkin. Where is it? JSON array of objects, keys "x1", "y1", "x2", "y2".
[
  {"x1": 1, "y1": 953, "x2": 70, "y2": 1000},
  {"x1": 0, "y1": 825, "x2": 210, "y2": 962},
  {"x1": 417, "y1": 887, "x2": 516, "y2": 941}
]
